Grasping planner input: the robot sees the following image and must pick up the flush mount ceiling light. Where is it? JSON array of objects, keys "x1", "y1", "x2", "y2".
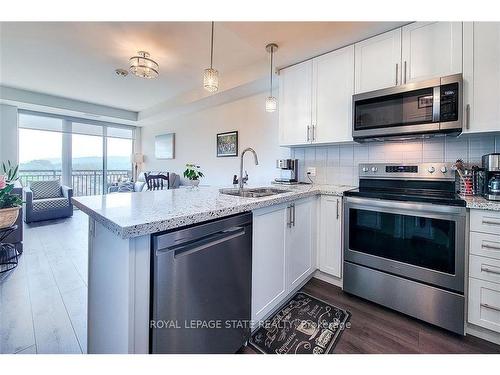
[
  {"x1": 129, "y1": 51, "x2": 159, "y2": 79},
  {"x1": 203, "y1": 22, "x2": 219, "y2": 92},
  {"x1": 265, "y1": 43, "x2": 278, "y2": 112}
]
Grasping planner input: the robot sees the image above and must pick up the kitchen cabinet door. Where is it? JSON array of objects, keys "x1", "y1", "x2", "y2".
[
  {"x1": 318, "y1": 196, "x2": 342, "y2": 278},
  {"x1": 314, "y1": 45, "x2": 355, "y2": 143},
  {"x1": 279, "y1": 60, "x2": 313, "y2": 146},
  {"x1": 354, "y1": 28, "x2": 402, "y2": 93},
  {"x1": 251, "y1": 204, "x2": 288, "y2": 322},
  {"x1": 463, "y1": 22, "x2": 500, "y2": 134},
  {"x1": 286, "y1": 197, "x2": 316, "y2": 292},
  {"x1": 402, "y1": 22, "x2": 462, "y2": 84}
]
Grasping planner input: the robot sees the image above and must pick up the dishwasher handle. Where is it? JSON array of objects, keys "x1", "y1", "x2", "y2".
[{"x1": 156, "y1": 226, "x2": 246, "y2": 258}]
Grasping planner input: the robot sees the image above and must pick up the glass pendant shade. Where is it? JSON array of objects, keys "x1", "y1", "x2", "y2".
[
  {"x1": 129, "y1": 51, "x2": 159, "y2": 79},
  {"x1": 203, "y1": 67, "x2": 219, "y2": 92},
  {"x1": 265, "y1": 96, "x2": 277, "y2": 112}
]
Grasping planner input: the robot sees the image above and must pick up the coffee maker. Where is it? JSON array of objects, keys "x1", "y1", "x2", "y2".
[
  {"x1": 275, "y1": 159, "x2": 299, "y2": 184},
  {"x1": 482, "y1": 153, "x2": 500, "y2": 201}
]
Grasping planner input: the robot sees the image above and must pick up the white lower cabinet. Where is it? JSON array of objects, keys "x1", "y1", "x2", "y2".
[
  {"x1": 468, "y1": 209, "x2": 500, "y2": 335},
  {"x1": 469, "y1": 278, "x2": 500, "y2": 333},
  {"x1": 251, "y1": 197, "x2": 317, "y2": 323},
  {"x1": 318, "y1": 196, "x2": 343, "y2": 278}
]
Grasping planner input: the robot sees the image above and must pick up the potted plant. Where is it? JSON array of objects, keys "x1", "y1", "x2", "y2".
[
  {"x1": 0, "y1": 161, "x2": 23, "y2": 229},
  {"x1": 183, "y1": 163, "x2": 204, "y2": 188}
]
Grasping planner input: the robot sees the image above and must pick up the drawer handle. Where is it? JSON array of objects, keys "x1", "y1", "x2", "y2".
[
  {"x1": 481, "y1": 266, "x2": 500, "y2": 275},
  {"x1": 481, "y1": 303, "x2": 500, "y2": 313},
  {"x1": 482, "y1": 243, "x2": 500, "y2": 251},
  {"x1": 482, "y1": 219, "x2": 500, "y2": 226}
]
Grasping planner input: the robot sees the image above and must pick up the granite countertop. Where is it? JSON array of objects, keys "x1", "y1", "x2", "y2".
[
  {"x1": 461, "y1": 195, "x2": 500, "y2": 211},
  {"x1": 72, "y1": 184, "x2": 356, "y2": 239}
]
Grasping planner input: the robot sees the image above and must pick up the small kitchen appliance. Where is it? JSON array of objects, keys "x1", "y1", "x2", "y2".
[
  {"x1": 275, "y1": 159, "x2": 299, "y2": 184},
  {"x1": 343, "y1": 163, "x2": 466, "y2": 334},
  {"x1": 352, "y1": 74, "x2": 462, "y2": 142},
  {"x1": 482, "y1": 153, "x2": 500, "y2": 201}
]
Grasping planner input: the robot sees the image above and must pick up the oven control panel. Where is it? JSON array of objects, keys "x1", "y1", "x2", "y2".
[{"x1": 359, "y1": 163, "x2": 455, "y2": 180}]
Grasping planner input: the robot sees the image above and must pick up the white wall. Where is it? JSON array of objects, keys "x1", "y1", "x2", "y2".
[
  {"x1": 0, "y1": 104, "x2": 19, "y2": 165},
  {"x1": 141, "y1": 93, "x2": 289, "y2": 186},
  {"x1": 292, "y1": 134, "x2": 500, "y2": 186}
]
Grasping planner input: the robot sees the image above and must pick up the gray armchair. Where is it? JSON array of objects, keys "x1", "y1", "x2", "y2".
[{"x1": 24, "y1": 180, "x2": 73, "y2": 223}]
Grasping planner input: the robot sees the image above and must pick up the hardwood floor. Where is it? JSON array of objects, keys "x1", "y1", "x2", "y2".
[
  {"x1": 0, "y1": 211, "x2": 88, "y2": 354},
  {"x1": 241, "y1": 278, "x2": 500, "y2": 354},
  {"x1": 1, "y1": 211, "x2": 499, "y2": 354}
]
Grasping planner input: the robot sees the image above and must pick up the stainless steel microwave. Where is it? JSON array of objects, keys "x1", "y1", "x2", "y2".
[{"x1": 352, "y1": 74, "x2": 462, "y2": 142}]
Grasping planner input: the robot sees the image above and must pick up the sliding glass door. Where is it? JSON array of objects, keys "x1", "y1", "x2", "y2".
[{"x1": 18, "y1": 111, "x2": 135, "y2": 197}]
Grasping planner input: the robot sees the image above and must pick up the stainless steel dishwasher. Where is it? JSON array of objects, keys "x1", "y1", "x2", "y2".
[{"x1": 150, "y1": 212, "x2": 252, "y2": 354}]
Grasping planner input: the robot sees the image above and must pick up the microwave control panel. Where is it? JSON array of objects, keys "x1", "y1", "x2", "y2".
[{"x1": 440, "y1": 82, "x2": 459, "y2": 122}]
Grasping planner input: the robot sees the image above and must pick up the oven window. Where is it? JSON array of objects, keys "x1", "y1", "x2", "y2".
[
  {"x1": 349, "y1": 208, "x2": 455, "y2": 274},
  {"x1": 354, "y1": 87, "x2": 434, "y2": 130}
]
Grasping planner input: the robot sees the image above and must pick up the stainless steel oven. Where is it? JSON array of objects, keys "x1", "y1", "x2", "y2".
[
  {"x1": 343, "y1": 163, "x2": 466, "y2": 334},
  {"x1": 344, "y1": 197, "x2": 465, "y2": 293},
  {"x1": 352, "y1": 74, "x2": 462, "y2": 141}
]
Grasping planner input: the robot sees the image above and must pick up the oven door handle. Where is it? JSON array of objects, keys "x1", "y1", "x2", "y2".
[{"x1": 344, "y1": 196, "x2": 466, "y2": 216}]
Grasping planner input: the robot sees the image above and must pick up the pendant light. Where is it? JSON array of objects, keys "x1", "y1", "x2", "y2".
[
  {"x1": 204, "y1": 22, "x2": 219, "y2": 92},
  {"x1": 265, "y1": 43, "x2": 278, "y2": 112}
]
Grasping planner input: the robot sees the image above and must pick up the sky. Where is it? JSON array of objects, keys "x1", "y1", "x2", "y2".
[{"x1": 19, "y1": 129, "x2": 132, "y2": 163}]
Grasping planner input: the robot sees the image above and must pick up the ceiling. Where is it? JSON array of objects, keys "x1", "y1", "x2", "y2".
[{"x1": 0, "y1": 22, "x2": 407, "y2": 113}]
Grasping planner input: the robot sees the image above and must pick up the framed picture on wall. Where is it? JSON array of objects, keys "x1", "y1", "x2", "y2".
[
  {"x1": 155, "y1": 133, "x2": 175, "y2": 159},
  {"x1": 216, "y1": 131, "x2": 238, "y2": 157}
]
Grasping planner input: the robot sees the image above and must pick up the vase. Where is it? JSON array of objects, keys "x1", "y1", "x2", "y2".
[
  {"x1": 190, "y1": 180, "x2": 200, "y2": 188},
  {"x1": 0, "y1": 206, "x2": 20, "y2": 229}
]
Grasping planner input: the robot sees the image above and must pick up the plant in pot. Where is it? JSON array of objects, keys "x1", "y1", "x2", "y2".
[
  {"x1": 0, "y1": 161, "x2": 23, "y2": 229},
  {"x1": 183, "y1": 164, "x2": 204, "y2": 188}
]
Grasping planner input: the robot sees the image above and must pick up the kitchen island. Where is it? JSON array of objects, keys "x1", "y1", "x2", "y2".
[{"x1": 72, "y1": 184, "x2": 354, "y2": 354}]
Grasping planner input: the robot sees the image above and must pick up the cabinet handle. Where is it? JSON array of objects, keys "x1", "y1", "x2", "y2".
[
  {"x1": 403, "y1": 61, "x2": 407, "y2": 84},
  {"x1": 482, "y1": 242, "x2": 500, "y2": 251},
  {"x1": 312, "y1": 125, "x2": 316, "y2": 142},
  {"x1": 481, "y1": 266, "x2": 500, "y2": 275},
  {"x1": 336, "y1": 199, "x2": 340, "y2": 220},
  {"x1": 480, "y1": 303, "x2": 500, "y2": 313},
  {"x1": 482, "y1": 218, "x2": 500, "y2": 226},
  {"x1": 395, "y1": 63, "x2": 399, "y2": 85},
  {"x1": 306, "y1": 126, "x2": 310, "y2": 142},
  {"x1": 291, "y1": 203, "x2": 296, "y2": 227},
  {"x1": 466, "y1": 104, "x2": 470, "y2": 130},
  {"x1": 287, "y1": 205, "x2": 292, "y2": 228}
]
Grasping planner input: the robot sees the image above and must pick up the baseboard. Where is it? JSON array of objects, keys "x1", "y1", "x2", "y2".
[
  {"x1": 313, "y1": 270, "x2": 343, "y2": 288},
  {"x1": 466, "y1": 323, "x2": 500, "y2": 345}
]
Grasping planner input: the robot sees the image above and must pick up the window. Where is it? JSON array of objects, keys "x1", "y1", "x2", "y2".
[{"x1": 18, "y1": 111, "x2": 136, "y2": 196}]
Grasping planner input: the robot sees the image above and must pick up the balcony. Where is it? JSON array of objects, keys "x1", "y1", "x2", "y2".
[{"x1": 19, "y1": 169, "x2": 132, "y2": 196}]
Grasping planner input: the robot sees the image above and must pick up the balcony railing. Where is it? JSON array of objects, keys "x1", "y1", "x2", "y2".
[{"x1": 19, "y1": 169, "x2": 132, "y2": 197}]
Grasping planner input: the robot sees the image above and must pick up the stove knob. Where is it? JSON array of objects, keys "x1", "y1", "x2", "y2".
[
  {"x1": 371, "y1": 167, "x2": 378, "y2": 173},
  {"x1": 362, "y1": 167, "x2": 369, "y2": 172},
  {"x1": 427, "y1": 166, "x2": 435, "y2": 173},
  {"x1": 440, "y1": 166, "x2": 447, "y2": 173}
]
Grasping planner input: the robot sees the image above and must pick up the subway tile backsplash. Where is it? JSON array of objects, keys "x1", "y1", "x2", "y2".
[{"x1": 291, "y1": 134, "x2": 500, "y2": 186}]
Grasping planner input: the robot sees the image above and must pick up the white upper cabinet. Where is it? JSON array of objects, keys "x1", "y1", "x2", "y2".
[
  {"x1": 401, "y1": 22, "x2": 463, "y2": 84},
  {"x1": 279, "y1": 48, "x2": 355, "y2": 146},
  {"x1": 463, "y1": 22, "x2": 500, "y2": 134},
  {"x1": 354, "y1": 28, "x2": 402, "y2": 93},
  {"x1": 279, "y1": 60, "x2": 313, "y2": 146},
  {"x1": 314, "y1": 45, "x2": 355, "y2": 143}
]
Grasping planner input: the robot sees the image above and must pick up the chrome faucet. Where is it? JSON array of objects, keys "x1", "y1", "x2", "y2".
[{"x1": 239, "y1": 148, "x2": 259, "y2": 191}]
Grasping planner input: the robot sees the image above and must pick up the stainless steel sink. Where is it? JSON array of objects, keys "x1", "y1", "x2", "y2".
[{"x1": 220, "y1": 187, "x2": 291, "y2": 198}]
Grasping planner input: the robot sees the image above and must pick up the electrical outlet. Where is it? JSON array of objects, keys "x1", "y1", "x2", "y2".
[{"x1": 306, "y1": 167, "x2": 316, "y2": 177}]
